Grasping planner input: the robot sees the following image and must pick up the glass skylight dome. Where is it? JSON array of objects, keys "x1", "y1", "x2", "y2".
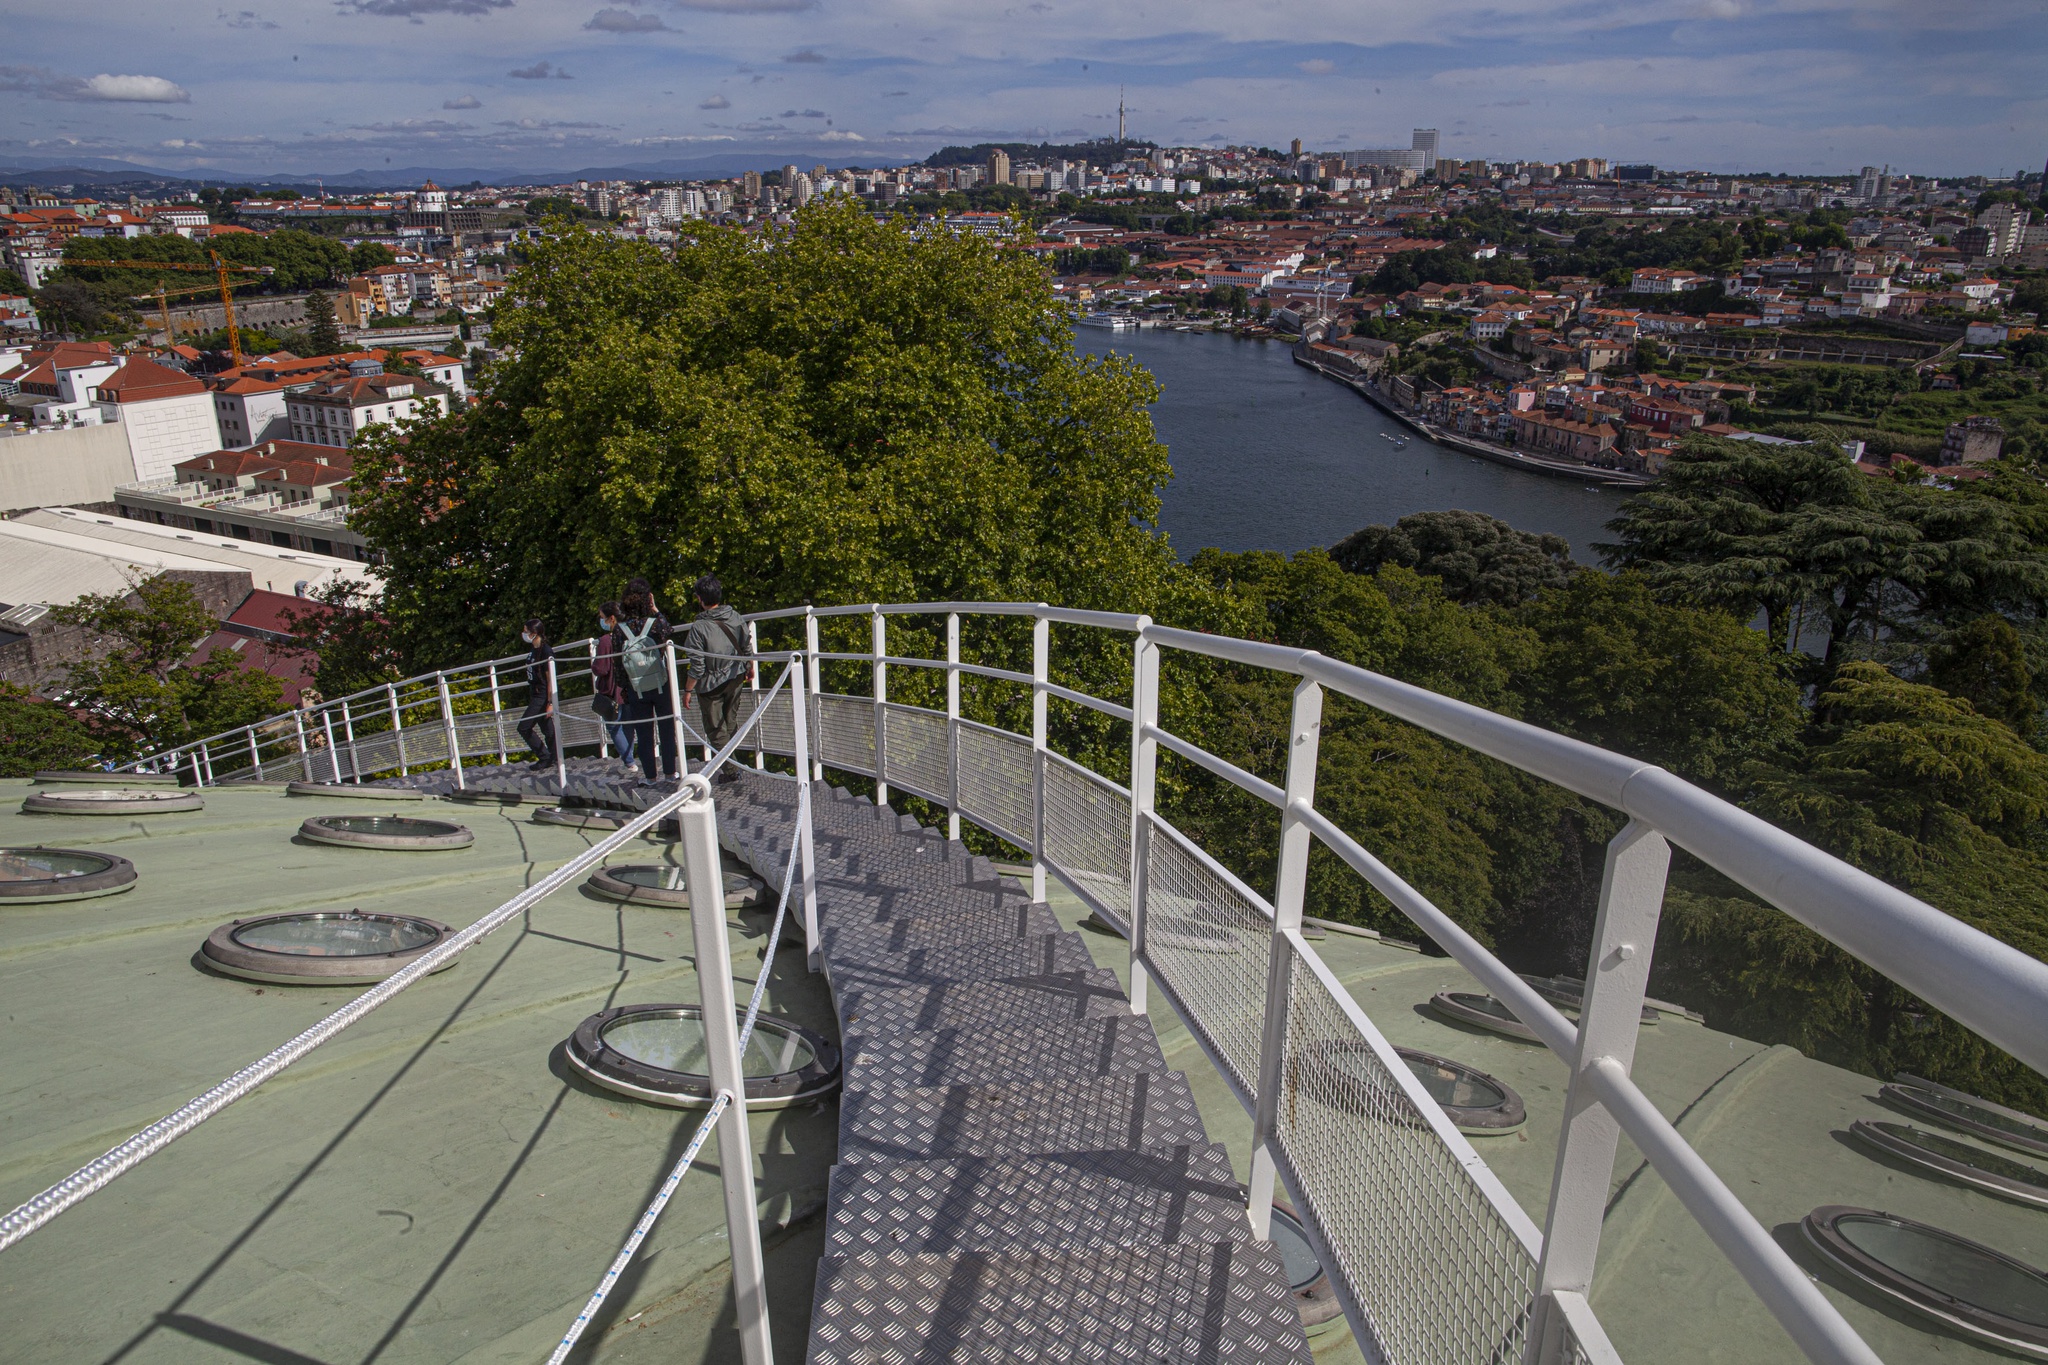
[
  {"x1": 564, "y1": 1003, "x2": 839, "y2": 1110},
  {"x1": 200, "y1": 910, "x2": 458, "y2": 984},
  {"x1": 0, "y1": 847, "x2": 138, "y2": 904}
]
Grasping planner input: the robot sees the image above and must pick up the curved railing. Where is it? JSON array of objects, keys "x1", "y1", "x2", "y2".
[{"x1": 122, "y1": 601, "x2": 2048, "y2": 1365}]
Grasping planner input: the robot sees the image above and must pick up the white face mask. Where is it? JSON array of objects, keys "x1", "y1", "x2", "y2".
[{"x1": 522, "y1": 633, "x2": 534, "y2": 646}]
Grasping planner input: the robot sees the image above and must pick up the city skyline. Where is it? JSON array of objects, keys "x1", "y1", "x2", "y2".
[{"x1": 2, "y1": 0, "x2": 2044, "y2": 180}]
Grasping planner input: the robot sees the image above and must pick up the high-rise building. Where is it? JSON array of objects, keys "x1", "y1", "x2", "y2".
[
  {"x1": 791, "y1": 172, "x2": 814, "y2": 208},
  {"x1": 742, "y1": 170, "x2": 762, "y2": 200},
  {"x1": 987, "y1": 148, "x2": 1011, "y2": 185},
  {"x1": 1290, "y1": 138, "x2": 1303, "y2": 158},
  {"x1": 1856, "y1": 166, "x2": 1882, "y2": 200},
  {"x1": 781, "y1": 163, "x2": 800, "y2": 190},
  {"x1": 1411, "y1": 128, "x2": 1439, "y2": 171}
]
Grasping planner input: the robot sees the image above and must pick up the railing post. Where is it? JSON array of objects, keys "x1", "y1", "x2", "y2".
[
  {"x1": 547, "y1": 653, "x2": 565, "y2": 787},
  {"x1": 1127, "y1": 620, "x2": 1157, "y2": 1017},
  {"x1": 1247, "y1": 676, "x2": 1322, "y2": 1240},
  {"x1": 675, "y1": 779, "x2": 774, "y2": 1365},
  {"x1": 804, "y1": 609, "x2": 822, "y2": 781},
  {"x1": 320, "y1": 709, "x2": 342, "y2": 784},
  {"x1": 1029, "y1": 612, "x2": 1048, "y2": 904},
  {"x1": 747, "y1": 620, "x2": 763, "y2": 769},
  {"x1": 945, "y1": 611, "x2": 961, "y2": 843},
  {"x1": 190, "y1": 749, "x2": 204, "y2": 788},
  {"x1": 436, "y1": 671, "x2": 465, "y2": 790},
  {"x1": 1527, "y1": 818, "x2": 1671, "y2": 1365},
  {"x1": 488, "y1": 662, "x2": 508, "y2": 765},
  {"x1": 200, "y1": 742, "x2": 215, "y2": 786},
  {"x1": 587, "y1": 641, "x2": 609, "y2": 760},
  {"x1": 664, "y1": 639, "x2": 688, "y2": 781},
  {"x1": 246, "y1": 727, "x2": 262, "y2": 780},
  {"x1": 340, "y1": 700, "x2": 360, "y2": 782},
  {"x1": 871, "y1": 607, "x2": 888, "y2": 804},
  {"x1": 789, "y1": 654, "x2": 821, "y2": 970},
  {"x1": 388, "y1": 682, "x2": 409, "y2": 776},
  {"x1": 292, "y1": 709, "x2": 310, "y2": 783}
]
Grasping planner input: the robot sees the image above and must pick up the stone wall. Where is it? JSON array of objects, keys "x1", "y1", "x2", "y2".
[{"x1": 0, "y1": 569, "x2": 251, "y2": 693}]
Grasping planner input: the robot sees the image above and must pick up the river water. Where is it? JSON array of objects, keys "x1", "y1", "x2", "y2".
[{"x1": 1075, "y1": 327, "x2": 1627, "y2": 564}]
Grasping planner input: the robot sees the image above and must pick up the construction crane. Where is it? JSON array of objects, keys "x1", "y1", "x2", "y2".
[
  {"x1": 129, "y1": 279, "x2": 225, "y2": 350},
  {"x1": 69, "y1": 253, "x2": 271, "y2": 365}
]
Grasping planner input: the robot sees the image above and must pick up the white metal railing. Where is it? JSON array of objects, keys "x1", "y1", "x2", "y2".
[{"x1": 114, "y1": 599, "x2": 2048, "y2": 1365}]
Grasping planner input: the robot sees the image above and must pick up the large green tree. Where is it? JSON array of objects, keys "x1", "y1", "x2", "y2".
[
  {"x1": 1332, "y1": 510, "x2": 1575, "y2": 607},
  {"x1": 0, "y1": 686, "x2": 98, "y2": 775},
  {"x1": 348, "y1": 200, "x2": 1192, "y2": 671}
]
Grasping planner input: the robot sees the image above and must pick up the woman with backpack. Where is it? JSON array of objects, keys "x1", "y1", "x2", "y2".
[
  {"x1": 589, "y1": 600, "x2": 635, "y2": 767},
  {"x1": 516, "y1": 618, "x2": 558, "y2": 772},
  {"x1": 613, "y1": 580, "x2": 678, "y2": 781}
]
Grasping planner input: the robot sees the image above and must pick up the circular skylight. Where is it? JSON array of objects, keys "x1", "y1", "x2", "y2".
[
  {"x1": 565, "y1": 1003, "x2": 839, "y2": 1110},
  {"x1": 288, "y1": 780, "x2": 429, "y2": 800},
  {"x1": 0, "y1": 847, "x2": 138, "y2": 904},
  {"x1": 1851, "y1": 1120, "x2": 2048, "y2": 1210},
  {"x1": 1427, "y1": 991, "x2": 1540, "y2": 1042},
  {"x1": 21, "y1": 788, "x2": 204, "y2": 816},
  {"x1": 297, "y1": 814, "x2": 474, "y2": 850},
  {"x1": 1266, "y1": 1201, "x2": 1344, "y2": 1333},
  {"x1": 1881, "y1": 1078, "x2": 2048, "y2": 1159},
  {"x1": 586, "y1": 863, "x2": 764, "y2": 909},
  {"x1": 201, "y1": 911, "x2": 457, "y2": 984},
  {"x1": 1804, "y1": 1205, "x2": 2048, "y2": 1357},
  {"x1": 1396, "y1": 1048, "x2": 1527, "y2": 1134}
]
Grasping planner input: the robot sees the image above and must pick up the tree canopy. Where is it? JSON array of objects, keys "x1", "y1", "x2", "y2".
[
  {"x1": 1331, "y1": 510, "x2": 1574, "y2": 606},
  {"x1": 348, "y1": 199, "x2": 1192, "y2": 668}
]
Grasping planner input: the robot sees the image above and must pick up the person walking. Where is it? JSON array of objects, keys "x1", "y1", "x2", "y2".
[
  {"x1": 516, "y1": 618, "x2": 559, "y2": 771},
  {"x1": 589, "y1": 600, "x2": 636, "y2": 767},
  {"x1": 680, "y1": 575, "x2": 752, "y2": 783},
  {"x1": 613, "y1": 581, "x2": 678, "y2": 781}
]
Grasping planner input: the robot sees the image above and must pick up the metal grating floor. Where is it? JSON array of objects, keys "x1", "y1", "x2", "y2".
[{"x1": 715, "y1": 772, "x2": 1312, "y2": 1364}]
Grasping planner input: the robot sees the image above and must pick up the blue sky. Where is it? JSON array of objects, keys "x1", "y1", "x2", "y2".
[{"x1": 2, "y1": 0, "x2": 2043, "y2": 179}]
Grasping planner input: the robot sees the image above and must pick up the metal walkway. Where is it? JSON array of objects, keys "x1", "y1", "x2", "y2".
[
  {"x1": 364, "y1": 757, "x2": 1311, "y2": 1362},
  {"x1": 717, "y1": 771, "x2": 1311, "y2": 1364}
]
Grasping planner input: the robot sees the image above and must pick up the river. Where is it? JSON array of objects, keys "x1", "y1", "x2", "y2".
[{"x1": 1075, "y1": 327, "x2": 1627, "y2": 564}]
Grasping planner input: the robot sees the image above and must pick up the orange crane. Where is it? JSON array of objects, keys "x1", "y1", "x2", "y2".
[{"x1": 70, "y1": 254, "x2": 271, "y2": 365}]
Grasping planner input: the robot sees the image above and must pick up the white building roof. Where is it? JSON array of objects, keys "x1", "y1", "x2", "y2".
[{"x1": 0, "y1": 508, "x2": 363, "y2": 604}]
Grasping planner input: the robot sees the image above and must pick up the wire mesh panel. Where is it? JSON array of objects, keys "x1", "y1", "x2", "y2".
[
  {"x1": 750, "y1": 689, "x2": 797, "y2": 759},
  {"x1": 1140, "y1": 817, "x2": 1272, "y2": 1098},
  {"x1": 1274, "y1": 941, "x2": 1539, "y2": 1365},
  {"x1": 817, "y1": 693, "x2": 877, "y2": 776},
  {"x1": 1043, "y1": 753, "x2": 1132, "y2": 930},
  {"x1": 956, "y1": 720, "x2": 1035, "y2": 848},
  {"x1": 882, "y1": 704, "x2": 950, "y2": 804}
]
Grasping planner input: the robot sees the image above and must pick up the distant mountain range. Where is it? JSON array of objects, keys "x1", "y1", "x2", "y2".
[{"x1": 0, "y1": 151, "x2": 913, "y2": 192}]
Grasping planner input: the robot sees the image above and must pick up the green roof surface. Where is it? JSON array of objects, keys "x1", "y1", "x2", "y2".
[{"x1": 1, "y1": 778, "x2": 2041, "y2": 1363}]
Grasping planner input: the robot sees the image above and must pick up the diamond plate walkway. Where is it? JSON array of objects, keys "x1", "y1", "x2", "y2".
[
  {"x1": 714, "y1": 771, "x2": 1312, "y2": 1365},
  {"x1": 345, "y1": 758, "x2": 1310, "y2": 1362}
]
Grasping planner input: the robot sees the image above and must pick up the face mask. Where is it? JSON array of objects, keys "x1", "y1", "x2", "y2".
[{"x1": 522, "y1": 634, "x2": 533, "y2": 646}]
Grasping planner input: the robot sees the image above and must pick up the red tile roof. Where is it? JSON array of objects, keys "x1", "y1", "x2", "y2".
[{"x1": 95, "y1": 356, "x2": 206, "y2": 402}]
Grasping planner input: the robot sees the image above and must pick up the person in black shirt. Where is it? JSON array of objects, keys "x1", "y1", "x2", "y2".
[{"x1": 517, "y1": 618, "x2": 558, "y2": 771}]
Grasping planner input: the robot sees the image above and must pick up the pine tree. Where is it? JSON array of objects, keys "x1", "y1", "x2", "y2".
[{"x1": 304, "y1": 290, "x2": 342, "y2": 357}]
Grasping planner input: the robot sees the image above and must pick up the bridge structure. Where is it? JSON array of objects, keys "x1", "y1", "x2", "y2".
[{"x1": 10, "y1": 598, "x2": 2048, "y2": 1364}]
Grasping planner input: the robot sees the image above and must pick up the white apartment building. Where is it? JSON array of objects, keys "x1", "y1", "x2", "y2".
[
  {"x1": 287, "y1": 371, "x2": 449, "y2": 449},
  {"x1": 210, "y1": 374, "x2": 294, "y2": 449},
  {"x1": 87, "y1": 356, "x2": 223, "y2": 482}
]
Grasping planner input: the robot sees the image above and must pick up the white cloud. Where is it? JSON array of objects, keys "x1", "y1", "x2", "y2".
[
  {"x1": 699, "y1": 92, "x2": 731, "y2": 108},
  {"x1": 508, "y1": 60, "x2": 573, "y2": 79},
  {"x1": 818, "y1": 129, "x2": 864, "y2": 140},
  {"x1": 444, "y1": 93, "x2": 483, "y2": 109},
  {"x1": 1297, "y1": 58, "x2": 1335, "y2": 75},
  {"x1": 0, "y1": 66, "x2": 192, "y2": 103},
  {"x1": 586, "y1": 8, "x2": 671, "y2": 30}
]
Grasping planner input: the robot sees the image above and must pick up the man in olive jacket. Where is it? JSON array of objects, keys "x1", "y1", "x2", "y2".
[{"x1": 680, "y1": 575, "x2": 753, "y2": 780}]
